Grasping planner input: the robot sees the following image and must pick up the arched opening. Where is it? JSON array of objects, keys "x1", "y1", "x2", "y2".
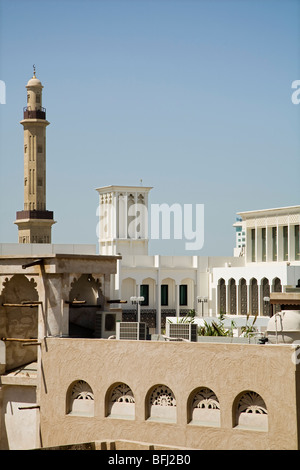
[
  {"x1": 68, "y1": 274, "x2": 104, "y2": 337},
  {"x1": 188, "y1": 387, "x2": 220, "y2": 427},
  {"x1": 234, "y1": 390, "x2": 268, "y2": 431},
  {"x1": 261, "y1": 278, "x2": 271, "y2": 316},
  {"x1": 66, "y1": 380, "x2": 94, "y2": 416},
  {"x1": 250, "y1": 278, "x2": 258, "y2": 315},
  {"x1": 218, "y1": 279, "x2": 226, "y2": 315},
  {"x1": 147, "y1": 384, "x2": 176, "y2": 423},
  {"x1": 229, "y1": 278, "x2": 237, "y2": 315},
  {"x1": 106, "y1": 382, "x2": 135, "y2": 420},
  {"x1": 239, "y1": 278, "x2": 247, "y2": 315},
  {"x1": 0, "y1": 275, "x2": 39, "y2": 370},
  {"x1": 272, "y1": 277, "x2": 282, "y2": 314}
]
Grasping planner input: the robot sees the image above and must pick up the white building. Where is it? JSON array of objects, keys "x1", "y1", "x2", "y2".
[{"x1": 96, "y1": 185, "x2": 300, "y2": 333}]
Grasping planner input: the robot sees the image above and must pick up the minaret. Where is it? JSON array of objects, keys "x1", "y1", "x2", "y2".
[{"x1": 15, "y1": 67, "x2": 55, "y2": 243}]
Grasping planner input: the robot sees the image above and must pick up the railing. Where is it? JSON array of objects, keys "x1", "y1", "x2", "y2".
[
  {"x1": 23, "y1": 107, "x2": 46, "y2": 120},
  {"x1": 16, "y1": 210, "x2": 54, "y2": 220}
]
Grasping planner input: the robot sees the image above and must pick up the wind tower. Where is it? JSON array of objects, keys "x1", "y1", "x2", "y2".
[{"x1": 15, "y1": 67, "x2": 55, "y2": 243}]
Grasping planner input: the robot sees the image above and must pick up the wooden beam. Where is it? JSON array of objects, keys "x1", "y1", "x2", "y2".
[
  {"x1": 2, "y1": 302, "x2": 42, "y2": 307},
  {"x1": 18, "y1": 405, "x2": 40, "y2": 410},
  {"x1": 22, "y1": 259, "x2": 44, "y2": 269},
  {"x1": 1, "y1": 337, "x2": 38, "y2": 342}
]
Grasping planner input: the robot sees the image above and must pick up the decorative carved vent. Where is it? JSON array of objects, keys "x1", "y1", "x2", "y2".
[
  {"x1": 68, "y1": 380, "x2": 94, "y2": 416},
  {"x1": 190, "y1": 387, "x2": 220, "y2": 426},
  {"x1": 108, "y1": 383, "x2": 135, "y2": 419},
  {"x1": 111, "y1": 383, "x2": 135, "y2": 404},
  {"x1": 71, "y1": 380, "x2": 94, "y2": 401},
  {"x1": 150, "y1": 385, "x2": 176, "y2": 407},
  {"x1": 192, "y1": 387, "x2": 219, "y2": 410},
  {"x1": 236, "y1": 391, "x2": 268, "y2": 430}
]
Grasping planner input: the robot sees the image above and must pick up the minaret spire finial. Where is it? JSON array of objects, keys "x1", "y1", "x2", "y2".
[{"x1": 33, "y1": 64, "x2": 36, "y2": 78}]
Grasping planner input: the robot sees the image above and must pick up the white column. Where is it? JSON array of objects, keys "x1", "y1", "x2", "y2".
[
  {"x1": 258, "y1": 282, "x2": 262, "y2": 316},
  {"x1": 226, "y1": 281, "x2": 230, "y2": 314}
]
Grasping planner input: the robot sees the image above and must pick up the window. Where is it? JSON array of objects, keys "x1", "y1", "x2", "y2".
[
  {"x1": 161, "y1": 285, "x2": 168, "y2": 306},
  {"x1": 38, "y1": 145, "x2": 43, "y2": 153},
  {"x1": 295, "y1": 225, "x2": 299, "y2": 261},
  {"x1": 261, "y1": 228, "x2": 266, "y2": 261},
  {"x1": 140, "y1": 284, "x2": 149, "y2": 306},
  {"x1": 36, "y1": 94, "x2": 40, "y2": 103},
  {"x1": 105, "y1": 313, "x2": 116, "y2": 332},
  {"x1": 179, "y1": 285, "x2": 188, "y2": 306},
  {"x1": 283, "y1": 226, "x2": 288, "y2": 260},
  {"x1": 251, "y1": 229, "x2": 256, "y2": 262},
  {"x1": 272, "y1": 227, "x2": 277, "y2": 261}
]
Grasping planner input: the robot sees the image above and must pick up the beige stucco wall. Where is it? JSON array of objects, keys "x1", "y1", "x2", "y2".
[
  {"x1": 39, "y1": 338, "x2": 300, "y2": 450},
  {"x1": 0, "y1": 384, "x2": 38, "y2": 450}
]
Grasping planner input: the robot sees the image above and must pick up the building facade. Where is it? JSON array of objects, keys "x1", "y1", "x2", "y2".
[{"x1": 96, "y1": 185, "x2": 300, "y2": 333}]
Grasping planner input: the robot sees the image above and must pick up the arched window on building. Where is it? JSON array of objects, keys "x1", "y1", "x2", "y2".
[
  {"x1": 229, "y1": 279, "x2": 237, "y2": 315},
  {"x1": 239, "y1": 278, "x2": 247, "y2": 315},
  {"x1": 66, "y1": 380, "x2": 94, "y2": 416},
  {"x1": 218, "y1": 279, "x2": 226, "y2": 315},
  {"x1": 234, "y1": 390, "x2": 268, "y2": 431},
  {"x1": 147, "y1": 385, "x2": 176, "y2": 423},
  {"x1": 250, "y1": 278, "x2": 258, "y2": 315},
  {"x1": 189, "y1": 387, "x2": 220, "y2": 427},
  {"x1": 272, "y1": 277, "x2": 282, "y2": 314},
  {"x1": 106, "y1": 382, "x2": 135, "y2": 420},
  {"x1": 262, "y1": 278, "x2": 271, "y2": 316}
]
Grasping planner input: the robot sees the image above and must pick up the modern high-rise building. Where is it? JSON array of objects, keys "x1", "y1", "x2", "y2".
[{"x1": 15, "y1": 67, "x2": 55, "y2": 243}]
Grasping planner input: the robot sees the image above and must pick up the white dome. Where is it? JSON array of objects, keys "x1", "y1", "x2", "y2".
[
  {"x1": 26, "y1": 76, "x2": 43, "y2": 88},
  {"x1": 267, "y1": 310, "x2": 300, "y2": 344}
]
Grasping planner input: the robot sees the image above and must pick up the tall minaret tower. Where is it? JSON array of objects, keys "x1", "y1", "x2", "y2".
[{"x1": 15, "y1": 67, "x2": 55, "y2": 243}]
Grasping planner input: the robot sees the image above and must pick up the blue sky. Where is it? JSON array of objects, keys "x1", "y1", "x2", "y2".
[{"x1": 0, "y1": 0, "x2": 299, "y2": 256}]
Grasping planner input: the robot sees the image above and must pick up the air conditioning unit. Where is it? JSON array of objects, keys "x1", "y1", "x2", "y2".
[
  {"x1": 116, "y1": 322, "x2": 147, "y2": 341},
  {"x1": 166, "y1": 322, "x2": 198, "y2": 342}
]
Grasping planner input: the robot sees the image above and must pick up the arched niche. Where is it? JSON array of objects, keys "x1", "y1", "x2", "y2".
[
  {"x1": 147, "y1": 384, "x2": 176, "y2": 423},
  {"x1": 0, "y1": 275, "x2": 39, "y2": 370},
  {"x1": 68, "y1": 274, "x2": 104, "y2": 336},
  {"x1": 234, "y1": 390, "x2": 268, "y2": 431},
  {"x1": 188, "y1": 387, "x2": 220, "y2": 427},
  {"x1": 106, "y1": 382, "x2": 135, "y2": 420},
  {"x1": 66, "y1": 380, "x2": 94, "y2": 417}
]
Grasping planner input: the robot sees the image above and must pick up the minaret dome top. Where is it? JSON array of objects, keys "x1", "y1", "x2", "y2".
[{"x1": 26, "y1": 65, "x2": 43, "y2": 88}]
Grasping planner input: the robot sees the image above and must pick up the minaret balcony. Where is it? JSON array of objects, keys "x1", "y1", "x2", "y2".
[
  {"x1": 16, "y1": 210, "x2": 54, "y2": 220},
  {"x1": 23, "y1": 106, "x2": 46, "y2": 120}
]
